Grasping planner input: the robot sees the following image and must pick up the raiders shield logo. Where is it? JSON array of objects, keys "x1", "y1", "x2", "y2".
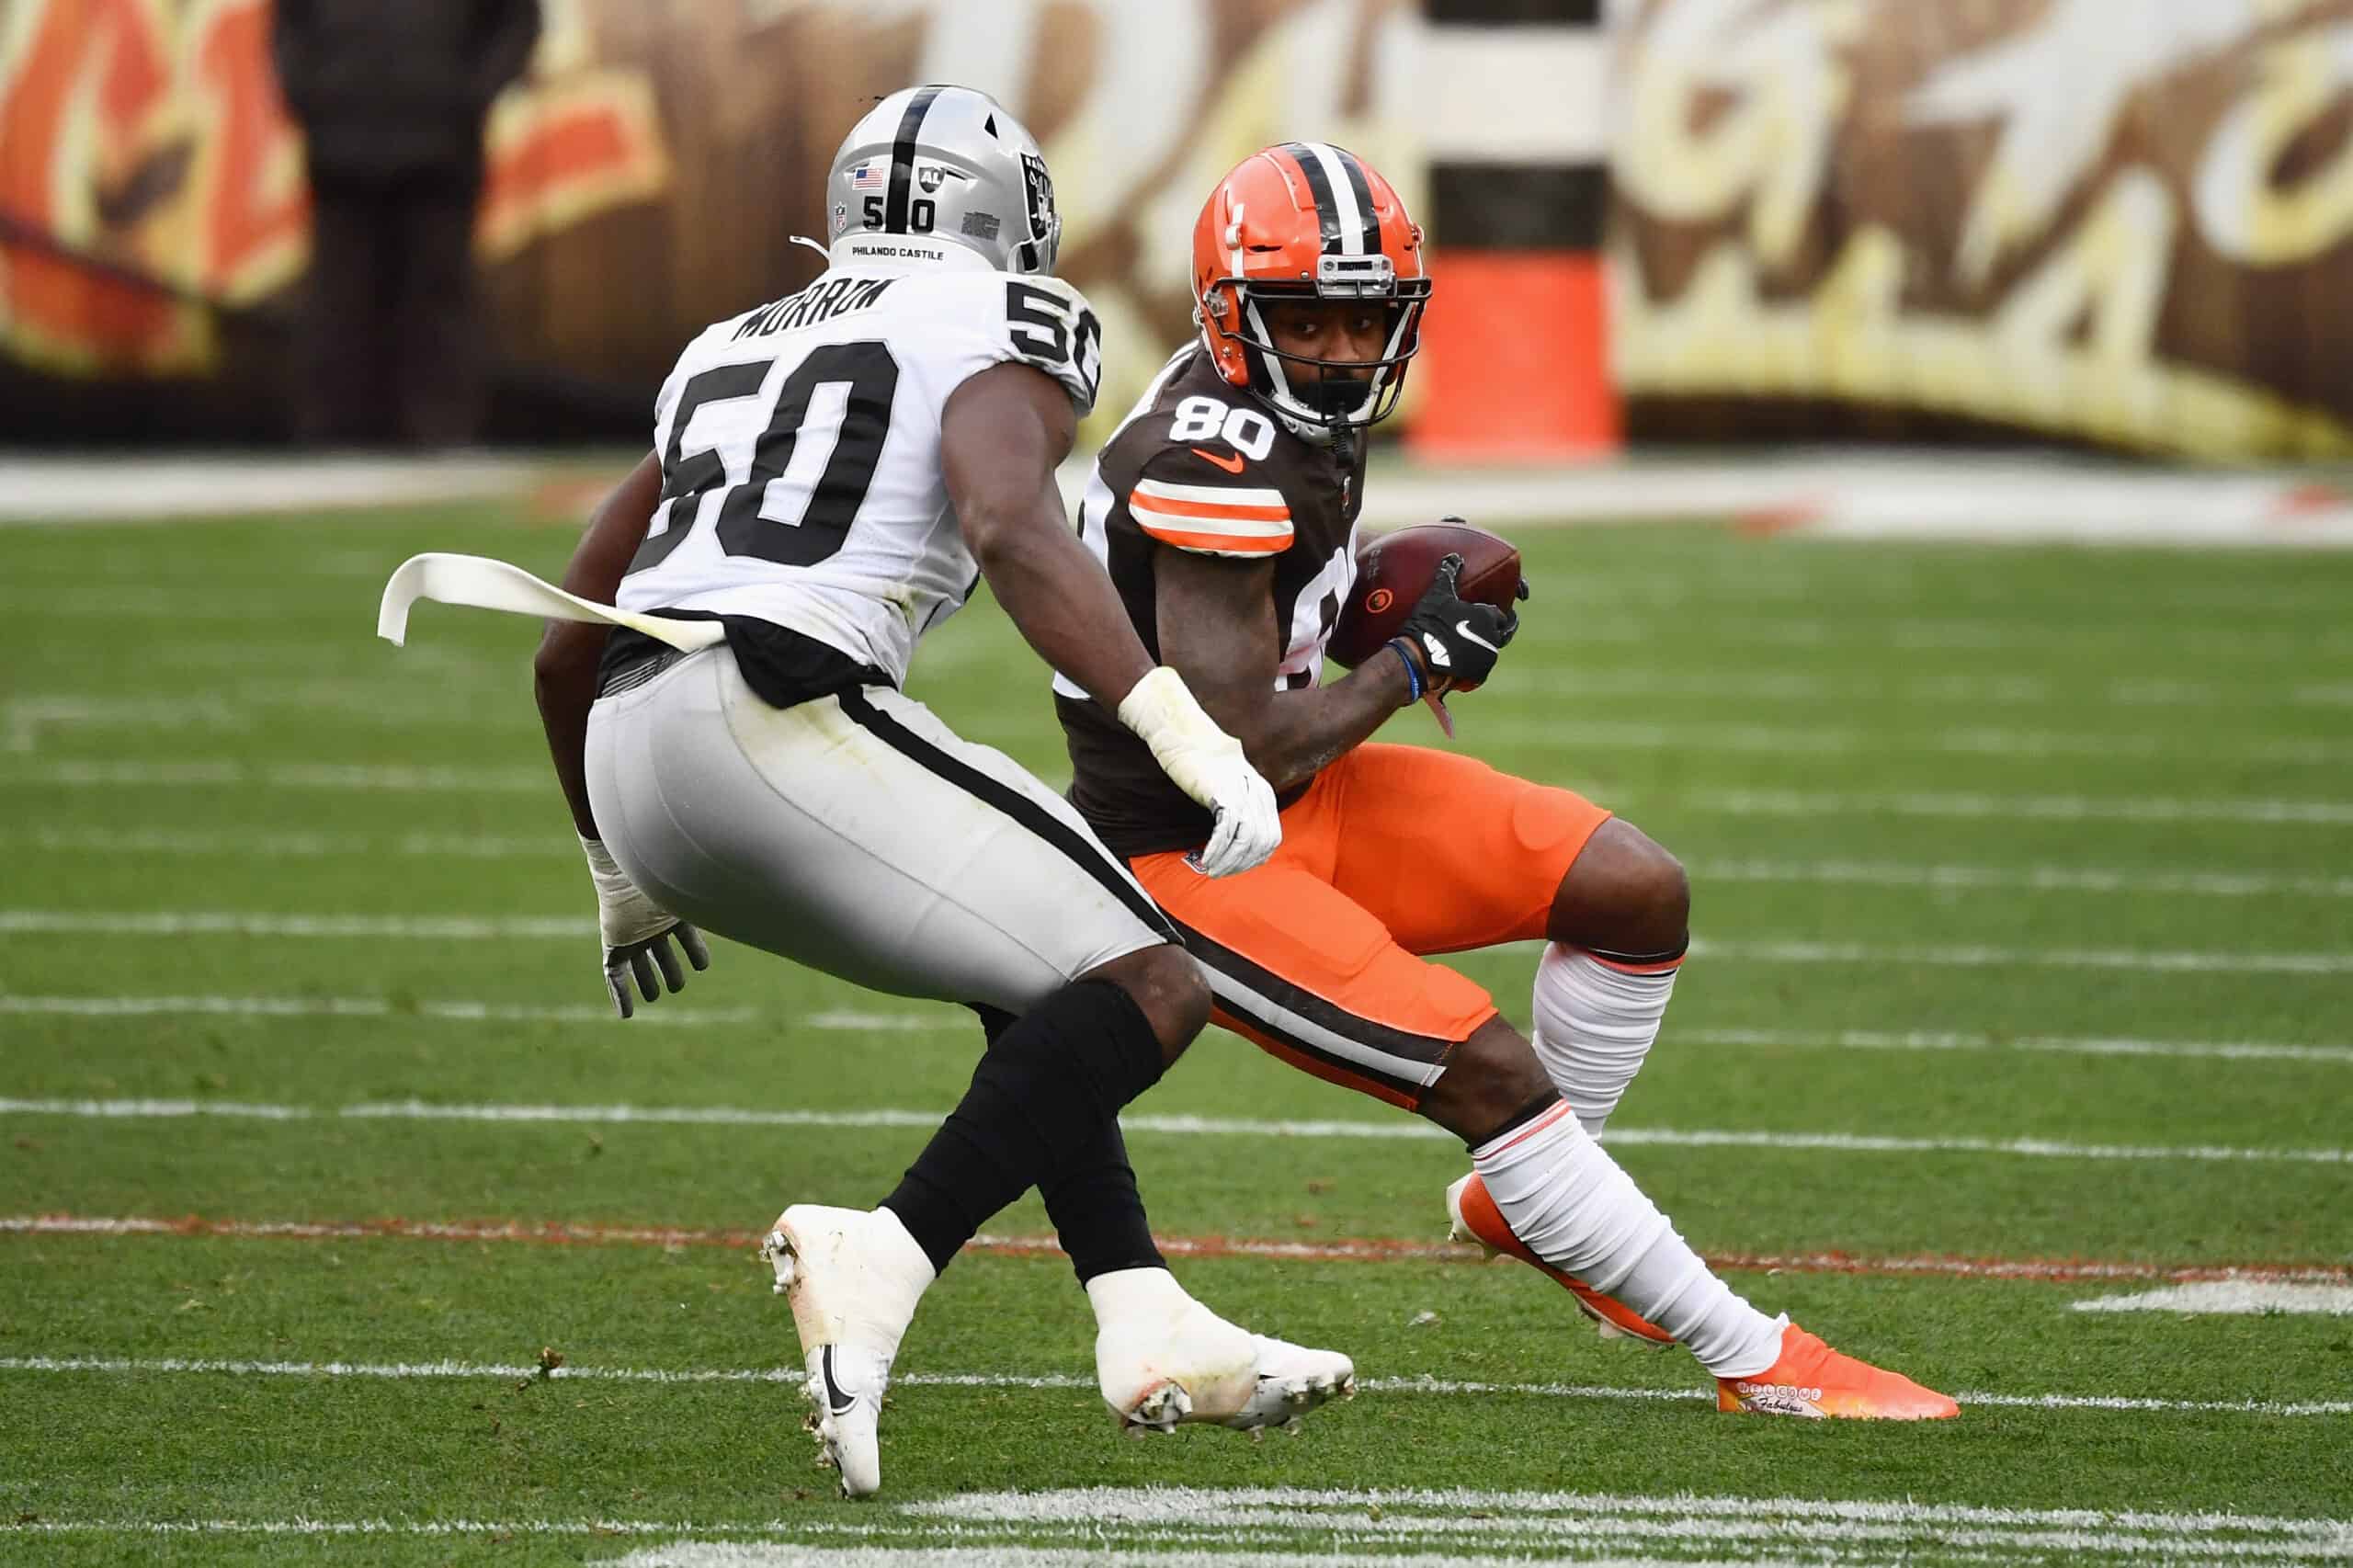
[{"x1": 1020, "y1": 152, "x2": 1056, "y2": 241}]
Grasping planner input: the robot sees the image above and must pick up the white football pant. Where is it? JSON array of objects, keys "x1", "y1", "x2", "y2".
[{"x1": 585, "y1": 647, "x2": 1173, "y2": 1013}]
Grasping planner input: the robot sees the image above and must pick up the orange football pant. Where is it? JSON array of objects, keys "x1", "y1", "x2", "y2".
[{"x1": 1130, "y1": 743, "x2": 1610, "y2": 1108}]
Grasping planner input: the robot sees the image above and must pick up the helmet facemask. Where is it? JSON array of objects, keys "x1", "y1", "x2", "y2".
[{"x1": 1206, "y1": 253, "x2": 1430, "y2": 436}]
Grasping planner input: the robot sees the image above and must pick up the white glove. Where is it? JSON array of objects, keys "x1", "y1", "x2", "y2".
[
  {"x1": 580, "y1": 835, "x2": 711, "y2": 1017},
  {"x1": 1116, "y1": 666, "x2": 1281, "y2": 878}
]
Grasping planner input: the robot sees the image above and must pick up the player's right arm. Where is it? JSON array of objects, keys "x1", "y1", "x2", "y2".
[
  {"x1": 941, "y1": 362, "x2": 1155, "y2": 710},
  {"x1": 940, "y1": 363, "x2": 1279, "y2": 876},
  {"x1": 529, "y1": 450, "x2": 710, "y2": 1018},
  {"x1": 533, "y1": 449, "x2": 662, "y2": 839},
  {"x1": 1154, "y1": 548, "x2": 1425, "y2": 794}
]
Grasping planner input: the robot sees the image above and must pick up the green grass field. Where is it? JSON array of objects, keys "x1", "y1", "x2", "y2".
[{"x1": 3, "y1": 496, "x2": 2349, "y2": 1565}]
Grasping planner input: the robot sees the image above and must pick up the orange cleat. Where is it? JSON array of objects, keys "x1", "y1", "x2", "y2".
[
  {"x1": 1716, "y1": 1322, "x2": 1960, "y2": 1420},
  {"x1": 1444, "y1": 1172, "x2": 1677, "y2": 1348}
]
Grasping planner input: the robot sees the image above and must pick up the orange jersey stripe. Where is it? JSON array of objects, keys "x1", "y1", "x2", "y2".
[
  {"x1": 1129, "y1": 488, "x2": 1292, "y2": 524},
  {"x1": 1135, "y1": 519, "x2": 1291, "y2": 554}
]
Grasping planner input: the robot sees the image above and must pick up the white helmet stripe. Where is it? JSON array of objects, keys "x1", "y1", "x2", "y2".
[{"x1": 1303, "y1": 142, "x2": 1366, "y2": 256}]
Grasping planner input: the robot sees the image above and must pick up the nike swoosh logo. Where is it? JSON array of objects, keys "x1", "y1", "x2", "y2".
[
  {"x1": 1192, "y1": 448, "x2": 1246, "y2": 474},
  {"x1": 819, "y1": 1346, "x2": 857, "y2": 1415},
  {"x1": 1455, "y1": 619, "x2": 1501, "y2": 653}
]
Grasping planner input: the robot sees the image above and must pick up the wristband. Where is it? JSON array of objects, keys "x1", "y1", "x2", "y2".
[{"x1": 1384, "y1": 636, "x2": 1424, "y2": 702}]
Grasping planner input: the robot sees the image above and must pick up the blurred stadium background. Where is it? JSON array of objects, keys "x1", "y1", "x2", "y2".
[{"x1": 5, "y1": 2, "x2": 2351, "y2": 1563}]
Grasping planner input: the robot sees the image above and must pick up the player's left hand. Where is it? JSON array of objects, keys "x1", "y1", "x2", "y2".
[
  {"x1": 579, "y1": 835, "x2": 712, "y2": 1017},
  {"x1": 1399, "y1": 553, "x2": 1522, "y2": 692}
]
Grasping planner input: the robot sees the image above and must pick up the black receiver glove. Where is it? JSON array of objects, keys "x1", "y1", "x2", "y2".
[{"x1": 1397, "y1": 552, "x2": 1521, "y2": 692}]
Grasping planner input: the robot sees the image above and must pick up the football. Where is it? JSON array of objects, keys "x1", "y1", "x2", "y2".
[{"x1": 1326, "y1": 520, "x2": 1523, "y2": 670}]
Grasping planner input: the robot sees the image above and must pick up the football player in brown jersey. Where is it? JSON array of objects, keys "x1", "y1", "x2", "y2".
[{"x1": 1053, "y1": 142, "x2": 1956, "y2": 1420}]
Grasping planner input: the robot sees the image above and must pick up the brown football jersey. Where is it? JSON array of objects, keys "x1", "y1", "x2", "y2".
[{"x1": 1051, "y1": 346, "x2": 1367, "y2": 858}]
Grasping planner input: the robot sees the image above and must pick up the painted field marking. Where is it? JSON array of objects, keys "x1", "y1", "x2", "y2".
[
  {"x1": 4, "y1": 697, "x2": 244, "y2": 754},
  {"x1": 2, "y1": 1355, "x2": 2346, "y2": 1420},
  {"x1": 1491, "y1": 669, "x2": 2353, "y2": 710},
  {"x1": 17, "y1": 824, "x2": 2353, "y2": 909},
  {"x1": 7, "y1": 827, "x2": 570, "y2": 858},
  {"x1": 0, "y1": 761, "x2": 548, "y2": 791},
  {"x1": 8, "y1": 687, "x2": 531, "y2": 735},
  {"x1": 1690, "y1": 859, "x2": 2353, "y2": 900},
  {"x1": 1525, "y1": 611, "x2": 2353, "y2": 656},
  {"x1": 1677, "y1": 1028, "x2": 2353, "y2": 1067},
  {"x1": 15, "y1": 761, "x2": 2353, "y2": 830},
  {"x1": 1, "y1": 1510, "x2": 2340, "y2": 1568},
  {"x1": 1504, "y1": 717, "x2": 2353, "y2": 767},
  {"x1": 15, "y1": 994, "x2": 2343, "y2": 1065},
  {"x1": 34, "y1": 687, "x2": 2353, "y2": 765},
  {"x1": 7, "y1": 913, "x2": 2347, "y2": 975},
  {"x1": 1690, "y1": 789, "x2": 2353, "y2": 826},
  {"x1": 2072, "y1": 1283, "x2": 2353, "y2": 1316},
  {"x1": 918, "y1": 1485, "x2": 2353, "y2": 1551},
  {"x1": 3, "y1": 1097, "x2": 2346, "y2": 1165},
  {"x1": 8, "y1": 1538, "x2": 1632, "y2": 1568},
  {"x1": 1684, "y1": 939, "x2": 2353, "y2": 975},
  {"x1": 0, "y1": 994, "x2": 756, "y2": 1028},
  {"x1": 13, "y1": 1214, "x2": 2347, "y2": 1288},
  {"x1": 0, "y1": 911, "x2": 593, "y2": 938}
]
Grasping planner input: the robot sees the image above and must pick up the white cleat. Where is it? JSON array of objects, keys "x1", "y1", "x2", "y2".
[
  {"x1": 1218, "y1": 1333, "x2": 1358, "y2": 1434},
  {"x1": 757, "y1": 1204, "x2": 935, "y2": 1499},
  {"x1": 1090, "y1": 1270, "x2": 1355, "y2": 1437}
]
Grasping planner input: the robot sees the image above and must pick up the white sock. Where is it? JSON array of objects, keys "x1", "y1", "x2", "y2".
[
  {"x1": 1085, "y1": 1266, "x2": 1195, "y2": 1330},
  {"x1": 1471, "y1": 1102, "x2": 1783, "y2": 1378},
  {"x1": 857, "y1": 1208, "x2": 938, "y2": 1361},
  {"x1": 1530, "y1": 943, "x2": 1682, "y2": 1135}
]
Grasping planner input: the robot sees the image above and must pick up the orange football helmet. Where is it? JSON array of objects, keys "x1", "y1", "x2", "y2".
[{"x1": 1191, "y1": 142, "x2": 1431, "y2": 433}]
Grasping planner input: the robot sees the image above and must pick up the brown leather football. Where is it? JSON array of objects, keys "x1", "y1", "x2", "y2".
[{"x1": 1327, "y1": 521, "x2": 1523, "y2": 670}]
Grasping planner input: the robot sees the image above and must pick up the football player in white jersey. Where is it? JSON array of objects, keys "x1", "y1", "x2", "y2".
[{"x1": 527, "y1": 87, "x2": 1351, "y2": 1497}]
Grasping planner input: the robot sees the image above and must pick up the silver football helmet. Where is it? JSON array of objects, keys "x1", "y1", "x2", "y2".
[{"x1": 824, "y1": 85, "x2": 1062, "y2": 275}]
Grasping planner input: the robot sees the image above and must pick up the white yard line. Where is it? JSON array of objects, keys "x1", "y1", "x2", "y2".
[
  {"x1": 1487, "y1": 669, "x2": 2348, "y2": 709},
  {"x1": 1688, "y1": 789, "x2": 2353, "y2": 826},
  {"x1": 19, "y1": 829, "x2": 2352, "y2": 909},
  {"x1": 6, "y1": 827, "x2": 570, "y2": 858},
  {"x1": 0, "y1": 994, "x2": 756, "y2": 1027},
  {"x1": 1500, "y1": 718, "x2": 2353, "y2": 767},
  {"x1": 0, "y1": 1540, "x2": 1683, "y2": 1568},
  {"x1": 0, "y1": 761, "x2": 549, "y2": 791},
  {"x1": 15, "y1": 761, "x2": 2353, "y2": 829},
  {"x1": 17, "y1": 992, "x2": 2340, "y2": 1062},
  {"x1": 1676, "y1": 1028, "x2": 2353, "y2": 1066},
  {"x1": 28, "y1": 690, "x2": 2353, "y2": 761},
  {"x1": 1685, "y1": 939, "x2": 2353, "y2": 975},
  {"x1": 15, "y1": 829, "x2": 2352, "y2": 914},
  {"x1": 7, "y1": 687, "x2": 529, "y2": 733},
  {"x1": 1690, "y1": 860, "x2": 2353, "y2": 899},
  {"x1": 1, "y1": 1356, "x2": 2346, "y2": 1420},
  {"x1": 15, "y1": 1214, "x2": 2345, "y2": 1286},
  {"x1": 0, "y1": 911, "x2": 590, "y2": 937},
  {"x1": 0, "y1": 1096, "x2": 2344, "y2": 1165},
  {"x1": 6, "y1": 911, "x2": 2346, "y2": 974},
  {"x1": 2072, "y1": 1282, "x2": 2353, "y2": 1316}
]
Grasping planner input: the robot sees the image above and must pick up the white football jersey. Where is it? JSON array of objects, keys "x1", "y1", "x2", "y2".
[{"x1": 618, "y1": 256, "x2": 1103, "y2": 687}]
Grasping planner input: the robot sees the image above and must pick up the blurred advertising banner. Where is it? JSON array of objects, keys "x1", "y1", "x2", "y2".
[
  {"x1": 0, "y1": 0, "x2": 1414, "y2": 443},
  {"x1": 1612, "y1": 0, "x2": 2353, "y2": 460}
]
